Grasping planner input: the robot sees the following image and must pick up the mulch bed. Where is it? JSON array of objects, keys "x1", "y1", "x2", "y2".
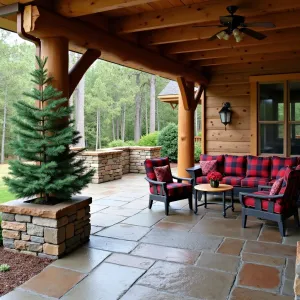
[{"x1": 0, "y1": 247, "x2": 53, "y2": 296}]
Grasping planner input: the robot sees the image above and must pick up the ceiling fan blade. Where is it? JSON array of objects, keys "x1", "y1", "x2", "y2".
[
  {"x1": 239, "y1": 28, "x2": 267, "y2": 40},
  {"x1": 241, "y1": 22, "x2": 275, "y2": 28},
  {"x1": 193, "y1": 25, "x2": 225, "y2": 28}
]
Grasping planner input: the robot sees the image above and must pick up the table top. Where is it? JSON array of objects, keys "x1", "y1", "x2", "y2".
[{"x1": 194, "y1": 184, "x2": 233, "y2": 192}]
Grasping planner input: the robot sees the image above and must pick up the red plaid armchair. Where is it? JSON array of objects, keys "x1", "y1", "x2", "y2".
[
  {"x1": 144, "y1": 157, "x2": 193, "y2": 215},
  {"x1": 240, "y1": 170, "x2": 300, "y2": 237}
]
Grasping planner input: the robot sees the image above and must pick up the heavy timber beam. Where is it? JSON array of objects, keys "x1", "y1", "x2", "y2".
[
  {"x1": 56, "y1": 0, "x2": 161, "y2": 17},
  {"x1": 22, "y1": 5, "x2": 208, "y2": 86},
  {"x1": 140, "y1": 10, "x2": 300, "y2": 45},
  {"x1": 183, "y1": 41, "x2": 300, "y2": 60},
  {"x1": 115, "y1": 0, "x2": 300, "y2": 33},
  {"x1": 69, "y1": 49, "x2": 101, "y2": 95},
  {"x1": 166, "y1": 28, "x2": 300, "y2": 54}
]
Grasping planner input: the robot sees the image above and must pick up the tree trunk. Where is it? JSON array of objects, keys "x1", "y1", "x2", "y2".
[
  {"x1": 116, "y1": 118, "x2": 120, "y2": 140},
  {"x1": 121, "y1": 104, "x2": 126, "y2": 141},
  {"x1": 112, "y1": 117, "x2": 115, "y2": 140},
  {"x1": 75, "y1": 76, "x2": 85, "y2": 147},
  {"x1": 1, "y1": 86, "x2": 7, "y2": 164},
  {"x1": 134, "y1": 73, "x2": 141, "y2": 142},
  {"x1": 96, "y1": 108, "x2": 101, "y2": 150},
  {"x1": 156, "y1": 98, "x2": 160, "y2": 131},
  {"x1": 149, "y1": 75, "x2": 156, "y2": 133}
]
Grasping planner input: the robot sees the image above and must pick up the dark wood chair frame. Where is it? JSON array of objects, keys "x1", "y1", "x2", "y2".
[
  {"x1": 239, "y1": 185, "x2": 300, "y2": 237},
  {"x1": 145, "y1": 175, "x2": 194, "y2": 215}
]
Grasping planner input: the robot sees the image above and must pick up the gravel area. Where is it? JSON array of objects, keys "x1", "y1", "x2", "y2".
[{"x1": 0, "y1": 247, "x2": 53, "y2": 296}]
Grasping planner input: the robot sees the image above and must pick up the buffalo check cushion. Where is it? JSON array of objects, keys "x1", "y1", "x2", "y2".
[
  {"x1": 153, "y1": 165, "x2": 173, "y2": 183},
  {"x1": 271, "y1": 156, "x2": 298, "y2": 179},
  {"x1": 150, "y1": 183, "x2": 192, "y2": 197},
  {"x1": 145, "y1": 157, "x2": 171, "y2": 181},
  {"x1": 241, "y1": 177, "x2": 269, "y2": 188},
  {"x1": 224, "y1": 155, "x2": 246, "y2": 177},
  {"x1": 221, "y1": 176, "x2": 243, "y2": 186},
  {"x1": 269, "y1": 177, "x2": 284, "y2": 196},
  {"x1": 196, "y1": 176, "x2": 209, "y2": 184},
  {"x1": 200, "y1": 154, "x2": 224, "y2": 173},
  {"x1": 200, "y1": 160, "x2": 217, "y2": 176},
  {"x1": 246, "y1": 156, "x2": 270, "y2": 178}
]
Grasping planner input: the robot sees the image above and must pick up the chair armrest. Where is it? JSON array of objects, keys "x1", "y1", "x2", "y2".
[
  {"x1": 145, "y1": 177, "x2": 167, "y2": 196},
  {"x1": 186, "y1": 166, "x2": 202, "y2": 182},
  {"x1": 258, "y1": 185, "x2": 272, "y2": 191},
  {"x1": 172, "y1": 175, "x2": 193, "y2": 184},
  {"x1": 145, "y1": 177, "x2": 166, "y2": 186},
  {"x1": 240, "y1": 192, "x2": 283, "y2": 201}
]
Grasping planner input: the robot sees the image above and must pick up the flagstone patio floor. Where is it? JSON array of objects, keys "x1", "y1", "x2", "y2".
[{"x1": 2, "y1": 172, "x2": 299, "y2": 300}]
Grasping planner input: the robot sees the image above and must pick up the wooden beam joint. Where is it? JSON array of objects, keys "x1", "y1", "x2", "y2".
[{"x1": 69, "y1": 48, "x2": 101, "y2": 96}]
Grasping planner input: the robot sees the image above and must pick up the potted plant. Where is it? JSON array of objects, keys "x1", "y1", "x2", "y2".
[{"x1": 207, "y1": 171, "x2": 223, "y2": 188}]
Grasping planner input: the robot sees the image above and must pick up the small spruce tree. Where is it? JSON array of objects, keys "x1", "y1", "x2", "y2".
[{"x1": 4, "y1": 57, "x2": 95, "y2": 203}]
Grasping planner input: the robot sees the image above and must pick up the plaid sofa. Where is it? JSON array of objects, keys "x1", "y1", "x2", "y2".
[{"x1": 187, "y1": 154, "x2": 300, "y2": 196}]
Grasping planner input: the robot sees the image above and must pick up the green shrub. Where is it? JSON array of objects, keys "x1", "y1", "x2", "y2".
[
  {"x1": 138, "y1": 132, "x2": 159, "y2": 146},
  {"x1": 158, "y1": 123, "x2": 178, "y2": 162},
  {"x1": 194, "y1": 143, "x2": 202, "y2": 162},
  {"x1": 124, "y1": 140, "x2": 136, "y2": 146},
  {"x1": 198, "y1": 131, "x2": 202, "y2": 137},
  {"x1": 0, "y1": 264, "x2": 10, "y2": 272},
  {"x1": 107, "y1": 140, "x2": 126, "y2": 147}
]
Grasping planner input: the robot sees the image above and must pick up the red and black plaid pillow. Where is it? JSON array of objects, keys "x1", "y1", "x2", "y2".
[
  {"x1": 153, "y1": 165, "x2": 173, "y2": 183},
  {"x1": 224, "y1": 155, "x2": 246, "y2": 177},
  {"x1": 269, "y1": 177, "x2": 284, "y2": 196},
  {"x1": 200, "y1": 154, "x2": 224, "y2": 173},
  {"x1": 271, "y1": 156, "x2": 297, "y2": 179},
  {"x1": 246, "y1": 155, "x2": 270, "y2": 178},
  {"x1": 144, "y1": 157, "x2": 170, "y2": 181},
  {"x1": 200, "y1": 160, "x2": 217, "y2": 176}
]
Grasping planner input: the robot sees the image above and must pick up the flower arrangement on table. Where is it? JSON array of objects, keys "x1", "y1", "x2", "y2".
[{"x1": 207, "y1": 171, "x2": 223, "y2": 188}]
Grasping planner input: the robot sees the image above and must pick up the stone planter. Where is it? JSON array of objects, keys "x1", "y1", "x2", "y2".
[{"x1": 0, "y1": 196, "x2": 91, "y2": 259}]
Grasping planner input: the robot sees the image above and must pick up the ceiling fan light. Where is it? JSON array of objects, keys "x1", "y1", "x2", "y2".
[
  {"x1": 232, "y1": 28, "x2": 240, "y2": 37},
  {"x1": 223, "y1": 33, "x2": 230, "y2": 40},
  {"x1": 235, "y1": 35, "x2": 243, "y2": 43},
  {"x1": 216, "y1": 31, "x2": 226, "y2": 39}
]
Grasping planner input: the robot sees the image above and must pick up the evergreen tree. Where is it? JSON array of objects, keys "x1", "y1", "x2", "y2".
[{"x1": 4, "y1": 57, "x2": 95, "y2": 203}]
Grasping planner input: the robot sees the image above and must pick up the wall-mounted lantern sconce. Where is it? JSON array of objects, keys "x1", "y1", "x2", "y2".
[{"x1": 219, "y1": 102, "x2": 232, "y2": 130}]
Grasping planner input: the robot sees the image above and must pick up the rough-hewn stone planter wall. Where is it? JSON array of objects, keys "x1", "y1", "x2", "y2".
[
  {"x1": 0, "y1": 196, "x2": 91, "y2": 259},
  {"x1": 79, "y1": 150, "x2": 123, "y2": 183},
  {"x1": 113, "y1": 147, "x2": 130, "y2": 174},
  {"x1": 128, "y1": 147, "x2": 162, "y2": 173},
  {"x1": 295, "y1": 241, "x2": 300, "y2": 299}
]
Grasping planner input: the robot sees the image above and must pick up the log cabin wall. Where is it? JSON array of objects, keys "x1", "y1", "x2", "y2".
[{"x1": 204, "y1": 59, "x2": 300, "y2": 156}]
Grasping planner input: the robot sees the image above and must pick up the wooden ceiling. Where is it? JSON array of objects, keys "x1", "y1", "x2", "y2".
[{"x1": 1, "y1": 0, "x2": 300, "y2": 84}]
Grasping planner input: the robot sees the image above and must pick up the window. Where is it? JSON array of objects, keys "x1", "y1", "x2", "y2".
[{"x1": 252, "y1": 75, "x2": 300, "y2": 156}]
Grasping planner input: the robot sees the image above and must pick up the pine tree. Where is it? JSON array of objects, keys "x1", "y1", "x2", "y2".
[{"x1": 4, "y1": 57, "x2": 95, "y2": 203}]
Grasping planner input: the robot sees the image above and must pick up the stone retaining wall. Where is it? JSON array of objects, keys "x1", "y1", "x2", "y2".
[
  {"x1": 77, "y1": 146, "x2": 161, "y2": 183},
  {"x1": 0, "y1": 196, "x2": 91, "y2": 259},
  {"x1": 295, "y1": 241, "x2": 300, "y2": 299}
]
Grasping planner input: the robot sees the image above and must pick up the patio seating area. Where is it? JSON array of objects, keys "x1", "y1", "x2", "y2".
[{"x1": 2, "y1": 171, "x2": 297, "y2": 300}]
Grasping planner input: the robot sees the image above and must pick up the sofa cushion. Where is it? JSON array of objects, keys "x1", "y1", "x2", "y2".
[
  {"x1": 284, "y1": 166, "x2": 293, "y2": 184},
  {"x1": 196, "y1": 176, "x2": 209, "y2": 184},
  {"x1": 200, "y1": 160, "x2": 217, "y2": 176},
  {"x1": 246, "y1": 156, "x2": 270, "y2": 178},
  {"x1": 200, "y1": 154, "x2": 224, "y2": 173},
  {"x1": 269, "y1": 178, "x2": 284, "y2": 196},
  {"x1": 271, "y1": 156, "x2": 298, "y2": 179},
  {"x1": 221, "y1": 176, "x2": 243, "y2": 186},
  {"x1": 145, "y1": 157, "x2": 171, "y2": 181},
  {"x1": 243, "y1": 191, "x2": 283, "y2": 214},
  {"x1": 241, "y1": 177, "x2": 269, "y2": 188},
  {"x1": 150, "y1": 182, "x2": 192, "y2": 197},
  {"x1": 153, "y1": 165, "x2": 173, "y2": 183},
  {"x1": 224, "y1": 155, "x2": 246, "y2": 177}
]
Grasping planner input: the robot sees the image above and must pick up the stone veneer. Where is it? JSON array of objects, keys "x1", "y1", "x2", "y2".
[
  {"x1": 0, "y1": 196, "x2": 91, "y2": 259},
  {"x1": 77, "y1": 146, "x2": 161, "y2": 183},
  {"x1": 295, "y1": 241, "x2": 300, "y2": 299}
]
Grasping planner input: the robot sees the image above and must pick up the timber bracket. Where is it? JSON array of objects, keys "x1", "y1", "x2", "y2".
[{"x1": 177, "y1": 77, "x2": 204, "y2": 111}]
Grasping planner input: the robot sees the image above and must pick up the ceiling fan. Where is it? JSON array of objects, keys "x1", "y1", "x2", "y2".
[{"x1": 193, "y1": 6, "x2": 275, "y2": 42}]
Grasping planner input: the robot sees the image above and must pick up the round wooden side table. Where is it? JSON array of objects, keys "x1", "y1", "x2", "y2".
[{"x1": 194, "y1": 184, "x2": 234, "y2": 217}]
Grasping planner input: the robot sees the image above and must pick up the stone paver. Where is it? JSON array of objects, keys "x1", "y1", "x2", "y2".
[
  {"x1": 105, "y1": 253, "x2": 155, "y2": 269},
  {"x1": 285, "y1": 258, "x2": 296, "y2": 280},
  {"x1": 121, "y1": 200, "x2": 149, "y2": 209},
  {"x1": 154, "y1": 221, "x2": 193, "y2": 231},
  {"x1": 90, "y1": 204, "x2": 108, "y2": 214},
  {"x1": 90, "y1": 212, "x2": 127, "y2": 227},
  {"x1": 238, "y1": 263, "x2": 281, "y2": 291},
  {"x1": 96, "y1": 223, "x2": 150, "y2": 241},
  {"x1": 141, "y1": 228, "x2": 223, "y2": 251},
  {"x1": 51, "y1": 247, "x2": 110, "y2": 273},
  {"x1": 282, "y1": 279, "x2": 294, "y2": 296},
  {"x1": 93, "y1": 199, "x2": 128, "y2": 206},
  {"x1": 230, "y1": 287, "x2": 292, "y2": 300},
  {"x1": 217, "y1": 238, "x2": 244, "y2": 256},
  {"x1": 191, "y1": 218, "x2": 261, "y2": 240},
  {"x1": 90, "y1": 225, "x2": 103, "y2": 234},
  {"x1": 88, "y1": 235, "x2": 138, "y2": 253},
  {"x1": 100, "y1": 207, "x2": 141, "y2": 217},
  {"x1": 1, "y1": 290, "x2": 54, "y2": 300},
  {"x1": 138, "y1": 261, "x2": 235, "y2": 299},
  {"x1": 196, "y1": 252, "x2": 240, "y2": 273},
  {"x1": 258, "y1": 225, "x2": 283, "y2": 243},
  {"x1": 163, "y1": 210, "x2": 204, "y2": 224},
  {"x1": 21, "y1": 266, "x2": 86, "y2": 298},
  {"x1": 61, "y1": 263, "x2": 145, "y2": 300},
  {"x1": 241, "y1": 252, "x2": 285, "y2": 267},
  {"x1": 132, "y1": 243, "x2": 200, "y2": 264},
  {"x1": 122, "y1": 212, "x2": 164, "y2": 227}
]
